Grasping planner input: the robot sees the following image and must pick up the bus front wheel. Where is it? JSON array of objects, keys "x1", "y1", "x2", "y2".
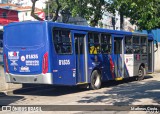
[
  {"x1": 90, "y1": 70, "x2": 101, "y2": 90},
  {"x1": 136, "y1": 66, "x2": 145, "y2": 81}
]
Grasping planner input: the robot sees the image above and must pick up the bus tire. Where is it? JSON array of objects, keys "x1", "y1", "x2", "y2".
[
  {"x1": 90, "y1": 70, "x2": 101, "y2": 90},
  {"x1": 136, "y1": 66, "x2": 145, "y2": 81}
]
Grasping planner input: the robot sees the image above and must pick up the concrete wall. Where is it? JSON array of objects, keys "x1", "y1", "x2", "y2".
[
  {"x1": 150, "y1": 30, "x2": 160, "y2": 72},
  {"x1": 0, "y1": 66, "x2": 22, "y2": 91},
  {"x1": 142, "y1": 29, "x2": 160, "y2": 72},
  {"x1": 154, "y1": 43, "x2": 160, "y2": 72}
]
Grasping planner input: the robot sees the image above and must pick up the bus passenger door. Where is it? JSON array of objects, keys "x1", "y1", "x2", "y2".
[
  {"x1": 113, "y1": 36, "x2": 124, "y2": 80},
  {"x1": 73, "y1": 32, "x2": 88, "y2": 84}
]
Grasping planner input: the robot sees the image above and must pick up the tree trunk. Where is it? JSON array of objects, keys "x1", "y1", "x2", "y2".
[
  {"x1": 31, "y1": 0, "x2": 44, "y2": 21},
  {"x1": 90, "y1": 19, "x2": 98, "y2": 27},
  {"x1": 52, "y1": 0, "x2": 62, "y2": 21},
  {"x1": 120, "y1": 11, "x2": 124, "y2": 30}
]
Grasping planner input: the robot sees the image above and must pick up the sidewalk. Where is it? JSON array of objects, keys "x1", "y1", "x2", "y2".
[{"x1": 0, "y1": 66, "x2": 22, "y2": 92}]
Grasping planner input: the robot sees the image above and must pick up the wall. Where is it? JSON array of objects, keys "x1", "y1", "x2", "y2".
[
  {"x1": 18, "y1": 11, "x2": 32, "y2": 21},
  {"x1": 149, "y1": 29, "x2": 160, "y2": 72},
  {"x1": 0, "y1": 8, "x2": 19, "y2": 25},
  {"x1": 142, "y1": 29, "x2": 160, "y2": 72},
  {"x1": 154, "y1": 43, "x2": 160, "y2": 72}
]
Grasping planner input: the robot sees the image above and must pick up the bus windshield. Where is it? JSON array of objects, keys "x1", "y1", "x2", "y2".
[{"x1": 5, "y1": 23, "x2": 44, "y2": 47}]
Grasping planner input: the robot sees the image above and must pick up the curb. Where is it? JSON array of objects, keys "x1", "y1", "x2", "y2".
[
  {"x1": 147, "y1": 72, "x2": 160, "y2": 75},
  {"x1": 149, "y1": 72, "x2": 160, "y2": 76},
  {"x1": 0, "y1": 85, "x2": 52, "y2": 97},
  {"x1": 0, "y1": 92, "x2": 7, "y2": 96},
  {"x1": 0, "y1": 90, "x2": 15, "y2": 96}
]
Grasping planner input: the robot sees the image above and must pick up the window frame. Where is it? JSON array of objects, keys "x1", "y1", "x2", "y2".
[{"x1": 2, "y1": 12, "x2": 7, "y2": 18}]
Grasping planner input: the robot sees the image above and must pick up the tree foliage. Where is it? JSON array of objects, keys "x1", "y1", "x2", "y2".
[
  {"x1": 65, "y1": 0, "x2": 108, "y2": 27},
  {"x1": 108, "y1": 0, "x2": 160, "y2": 30},
  {"x1": 43, "y1": 0, "x2": 108, "y2": 27},
  {"x1": 31, "y1": 0, "x2": 160, "y2": 29}
]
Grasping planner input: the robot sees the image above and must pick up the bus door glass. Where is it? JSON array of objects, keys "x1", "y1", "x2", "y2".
[
  {"x1": 148, "y1": 40, "x2": 154, "y2": 72},
  {"x1": 73, "y1": 32, "x2": 88, "y2": 83},
  {"x1": 114, "y1": 36, "x2": 124, "y2": 78}
]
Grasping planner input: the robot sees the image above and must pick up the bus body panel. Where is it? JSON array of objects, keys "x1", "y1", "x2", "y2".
[
  {"x1": 100, "y1": 54, "x2": 113, "y2": 81},
  {"x1": 124, "y1": 35, "x2": 149, "y2": 77},
  {"x1": 4, "y1": 22, "x2": 47, "y2": 75},
  {"x1": 52, "y1": 55, "x2": 76, "y2": 85},
  {"x1": 3, "y1": 22, "x2": 54, "y2": 84},
  {"x1": 5, "y1": 48, "x2": 45, "y2": 75},
  {"x1": 5, "y1": 73, "x2": 53, "y2": 84},
  {"x1": 88, "y1": 54, "x2": 115, "y2": 82},
  {"x1": 124, "y1": 54, "x2": 134, "y2": 76}
]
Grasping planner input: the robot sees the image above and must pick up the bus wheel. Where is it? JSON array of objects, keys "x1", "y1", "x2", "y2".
[
  {"x1": 90, "y1": 70, "x2": 101, "y2": 90},
  {"x1": 136, "y1": 66, "x2": 145, "y2": 81}
]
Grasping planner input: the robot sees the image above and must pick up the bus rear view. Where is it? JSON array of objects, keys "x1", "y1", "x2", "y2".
[{"x1": 3, "y1": 22, "x2": 53, "y2": 84}]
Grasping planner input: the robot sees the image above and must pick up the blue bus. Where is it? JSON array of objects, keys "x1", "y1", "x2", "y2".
[
  {"x1": 3, "y1": 21, "x2": 155, "y2": 89},
  {"x1": 0, "y1": 29, "x2": 3, "y2": 65}
]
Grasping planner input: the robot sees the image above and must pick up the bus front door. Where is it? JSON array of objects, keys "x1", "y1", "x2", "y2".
[
  {"x1": 73, "y1": 32, "x2": 88, "y2": 84},
  {"x1": 114, "y1": 37, "x2": 124, "y2": 80}
]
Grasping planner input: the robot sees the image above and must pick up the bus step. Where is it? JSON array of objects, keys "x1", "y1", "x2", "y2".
[
  {"x1": 77, "y1": 82, "x2": 88, "y2": 85},
  {"x1": 115, "y1": 77, "x2": 123, "y2": 81}
]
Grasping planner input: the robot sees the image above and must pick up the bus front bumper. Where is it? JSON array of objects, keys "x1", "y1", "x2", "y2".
[{"x1": 5, "y1": 73, "x2": 53, "y2": 84}]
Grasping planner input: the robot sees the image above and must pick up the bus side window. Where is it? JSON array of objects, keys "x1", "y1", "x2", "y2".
[
  {"x1": 88, "y1": 33, "x2": 100, "y2": 54},
  {"x1": 141, "y1": 36, "x2": 147, "y2": 54},
  {"x1": 101, "y1": 34, "x2": 111, "y2": 54},
  {"x1": 125, "y1": 36, "x2": 133, "y2": 54},
  {"x1": 53, "y1": 29, "x2": 72, "y2": 54},
  {"x1": 133, "y1": 36, "x2": 140, "y2": 54}
]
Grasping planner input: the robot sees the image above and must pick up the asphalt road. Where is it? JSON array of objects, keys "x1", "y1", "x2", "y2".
[{"x1": 0, "y1": 73, "x2": 160, "y2": 114}]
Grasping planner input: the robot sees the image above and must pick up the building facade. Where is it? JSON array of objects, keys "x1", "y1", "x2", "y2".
[
  {"x1": 0, "y1": 0, "x2": 47, "y2": 9},
  {"x1": 0, "y1": 4, "x2": 45, "y2": 25},
  {"x1": 101, "y1": 11, "x2": 136, "y2": 32}
]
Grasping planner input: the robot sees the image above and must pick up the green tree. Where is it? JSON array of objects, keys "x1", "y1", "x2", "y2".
[
  {"x1": 108, "y1": 0, "x2": 160, "y2": 30},
  {"x1": 32, "y1": 0, "x2": 108, "y2": 27},
  {"x1": 66, "y1": 0, "x2": 108, "y2": 27}
]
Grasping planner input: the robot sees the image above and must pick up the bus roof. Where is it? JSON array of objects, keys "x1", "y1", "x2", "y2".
[{"x1": 5, "y1": 21, "x2": 148, "y2": 36}]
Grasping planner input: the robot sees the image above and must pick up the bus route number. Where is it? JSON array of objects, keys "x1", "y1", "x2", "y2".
[{"x1": 59, "y1": 60, "x2": 70, "y2": 65}]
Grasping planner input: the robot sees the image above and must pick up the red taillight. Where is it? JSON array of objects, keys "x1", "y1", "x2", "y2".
[
  {"x1": 4, "y1": 54, "x2": 9, "y2": 73},
  {"x1": 42, "y1": 52, "x2": 48, "y2": 74}
]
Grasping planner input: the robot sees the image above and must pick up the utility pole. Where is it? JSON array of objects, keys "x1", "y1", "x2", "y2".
[
  {"x1": 112, "y1": 16, "x2": 116, "y2": 30},
  {"x1": 46, "y1": 1, "x2": 50, "y2": 20}
]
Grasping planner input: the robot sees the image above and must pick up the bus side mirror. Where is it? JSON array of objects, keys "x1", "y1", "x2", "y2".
[{"x1": 154, "y1": 40, "x2": 158, "y2": 52}]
